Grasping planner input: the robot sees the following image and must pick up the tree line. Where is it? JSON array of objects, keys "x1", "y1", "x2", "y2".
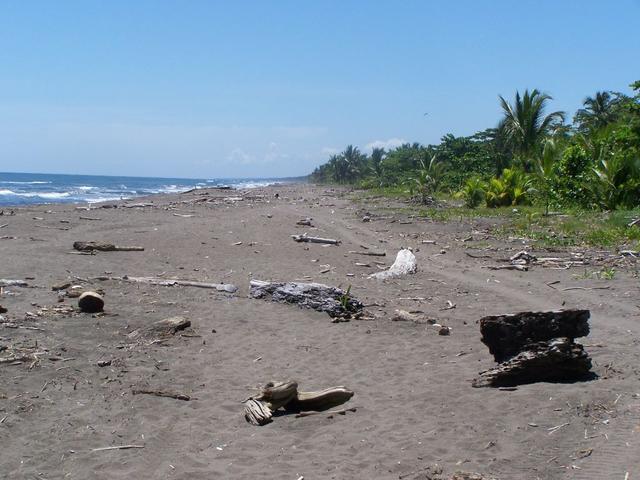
[{"x1": 309, "y1": 81, "x2": 640, "y2": 211}]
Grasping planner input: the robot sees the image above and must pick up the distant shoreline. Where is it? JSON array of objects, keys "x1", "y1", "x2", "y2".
[{"x1": 0, "y1": 171, "x2": 306, "y2": 208}]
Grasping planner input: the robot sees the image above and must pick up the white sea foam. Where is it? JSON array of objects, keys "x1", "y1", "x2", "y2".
[{"x1": 0, "y1": 181, "x2": 51, "y2": 185}]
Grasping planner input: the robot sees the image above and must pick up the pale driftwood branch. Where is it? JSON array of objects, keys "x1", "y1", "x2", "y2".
[
  {"x1": 132, "y1": 388, "x2": 190, "y2": 401},
  {"x1": 91, "y1": 445, "x2": 145, "y2": 452},
  {"x1": 0, "y1": 354, "x2": 33, "y2": 364},
  {"x1": 244, "y1": 380, "x2": 354, "y2": 426},
  {"x1": 172, "y1": 213, "x2": 194, "y2": 218},
  {"x1": 349, "y1": 250, "x2": 386, "y2": 257},
  {"x1": 292, "y1": 386, "x2": 354, "y2": 411},
  {"x1": 94, "y1": 276, "x2": 238, "y2": 293},
  {"x1": 79, "y1": 216, "x2": 102, "y2": 221},
  {"x1": 295, "y1": 407, "x2": 357, "y2": 418},
  {"x1": 74, "y1": 241, "x2": 144, "y2": 252},
  {"x1": 121, "y1": 203, "x2": 154, "y2": 208},
  {"x1": 291, "y1": 233, "x2": 340, "y2": 245},
  {"x1": 0, "y1": 224, "x2": 8, "y2": 229},
  {"x1": 483, "y1": 264, "x2": 528, "y2": 271},
  {"x1": 0, "y1": 279, "x2": 28, "y2": 287}
]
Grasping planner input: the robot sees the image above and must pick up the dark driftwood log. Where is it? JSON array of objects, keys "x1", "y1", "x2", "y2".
[
  {"x1": 249, "y1": 280, "x2": 363, "y2": 318},
  {"x1": 73, "y1": 241, "x2": 144, "y2": 252},
  {"x1": 473, "y1": 337, "x2": 592, "y2": 387},
  {"x1": 128, "y1": 316, "x2": 191, "y2": 341},
  {"x1": 480, "y1": 309, "x2": 590, "y2": 362}
]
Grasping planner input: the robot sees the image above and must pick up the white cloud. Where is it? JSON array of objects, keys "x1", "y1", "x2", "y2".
[
  {"x1": 227, "y1": 148, "x2": 254, "y2": 165},
  {"x1": 321, "y1": 147, "x2": 340, "y2": 156},
  {"x1": 364, "y1": 138, "x2": 407, "y2": 152}
]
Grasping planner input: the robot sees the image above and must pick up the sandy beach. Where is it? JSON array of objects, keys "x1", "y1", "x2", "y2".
[{"x1": 1, "y1": 183, "x2": 639, "y2": 479}]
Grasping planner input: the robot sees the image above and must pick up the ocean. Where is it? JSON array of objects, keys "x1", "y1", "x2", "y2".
[{"x1": 0, "y1": 172, "x2": 290, "y2": 207}]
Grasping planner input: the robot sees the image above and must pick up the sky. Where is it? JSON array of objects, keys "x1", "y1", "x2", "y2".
[{"x1": 0, "y1": 1, "x2": 639, "y2": 179}]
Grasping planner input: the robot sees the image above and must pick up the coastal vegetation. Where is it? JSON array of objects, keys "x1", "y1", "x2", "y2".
[{"x1": 310, "y1": 81, "x2": 640, "y2": 214}]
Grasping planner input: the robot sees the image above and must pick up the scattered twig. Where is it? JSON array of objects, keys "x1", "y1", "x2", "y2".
[
  {"x1": 561, "y1": 286, "x2": 611, "y2": 291},
  {"x1": 465, "y1": 251, "x2": 492, "y2": 259},
  {"x1": 34, "y1": 224, "x2": 70, "y2": 231},
  {"x1": 348, "y1": 250, "x2": 386, "y2": 257},
  {"x1": 547, "y1": 422, "x2": 570, "y2": 435},
  {"x1": 440, "y1": 300, "x2": 456, "y2": 311},
  {"x1": 132, "y1": 388, "x2": 190, "y2": 401}
]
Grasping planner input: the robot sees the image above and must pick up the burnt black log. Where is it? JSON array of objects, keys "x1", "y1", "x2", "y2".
[
  {"x1": 480, "y1": 309, "x2": 590, "y2": 362},
  {"x1": 473, "y1": 337, "x2": 592, "y2": 387},
  {"x1": 249, "y1": 280, "x2": 363, "y2": 318}
]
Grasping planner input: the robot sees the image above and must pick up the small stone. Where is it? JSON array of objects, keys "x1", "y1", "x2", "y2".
[
  {"x1": 438, "y1": 326, "x2": 451, "y2": 336},
  {"x1": 97, "y1": 359, "x2": 112, "y2": 367},
  {"x1": 78, "y1": 291, "x2": 104, "y2": 313},
  {"x1": 0, "y1": 305, "x2": 7, "y2": 314},
  {"x1": 362, "y1": 216, "x2": 371, "y2": 222}
]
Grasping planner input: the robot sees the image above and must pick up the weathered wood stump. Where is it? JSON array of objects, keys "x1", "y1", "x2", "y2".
[
  {"x1": 480, "y1": 309, "x2": 590, "y2": 362},
  {"x1": 249, "y1": 280, "x2": 363, "y2": 318},
  {"x1": 473, "y1": 337, "x2": 592, "y2": 387},
  {"x1": 78, "y1": 291, "x2": 104, "y2": 313}
]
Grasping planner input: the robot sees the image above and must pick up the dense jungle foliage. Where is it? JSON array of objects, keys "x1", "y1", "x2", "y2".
[{"x1": 309, "y1": 81, "x2": 640, "y2": 211}]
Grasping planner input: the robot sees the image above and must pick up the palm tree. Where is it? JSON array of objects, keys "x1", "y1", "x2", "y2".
[
  {"x1": 341, "y1": 145, "x2": 365, "y2": 183},
  {"x1": 369, "y1": 147, "x2": 385, "y2": 179},
  {"x1": 574, "y1": 91, "x2": 619, "y2": 132},
  {"x1": 535, "y1": 138, "x2": 561, "y2": 214},
  {"x1": 499, "y1": 89, "x2": 565, "y2": 170},
  {"x1": 406, "y1": 154, "x2": 445, "y2": 204}
]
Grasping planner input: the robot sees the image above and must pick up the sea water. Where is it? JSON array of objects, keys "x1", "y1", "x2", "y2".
[{"x1": 0, "y1": 172, "x2": 290, "y2": 207}]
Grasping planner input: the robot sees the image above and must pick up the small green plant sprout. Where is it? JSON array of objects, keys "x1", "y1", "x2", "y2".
[
  {"x1": 339, "y1": 285, "x2": 352, "y2": 311},
  {"x1": 598, "y1": 267, "x2": 616, "y2": 280}
]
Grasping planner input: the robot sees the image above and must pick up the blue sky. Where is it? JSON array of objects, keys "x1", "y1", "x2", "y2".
[{"x1": 0, "y1": 1, "x2": 638, "y2": 179}]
